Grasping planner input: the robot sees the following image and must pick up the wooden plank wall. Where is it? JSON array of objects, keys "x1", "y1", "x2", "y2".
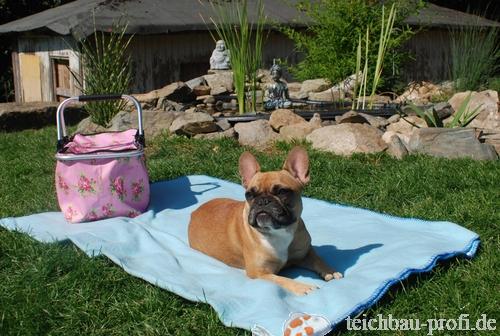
[
  {"x1": 402, "y1": 28, "x2": 452, "y2": 83},
  {"x1": 127, "y1": 31, "x2": 300, "y2": 93},
  {"x1": 17, "y1": 36, "x2": 81, "y2": 102}
]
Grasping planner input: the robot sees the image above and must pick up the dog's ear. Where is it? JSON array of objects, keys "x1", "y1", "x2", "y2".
[
  {"x1": 239, "y1": 151, "x2": 261, "y2": 188},
  {"x1": 283, "y1": 147, "x2": 310, "y2": 185}
]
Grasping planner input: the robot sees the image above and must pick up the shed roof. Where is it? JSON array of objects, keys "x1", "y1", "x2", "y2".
[
  {"x1": 0, "y1": 1, "x2": 498, "y2": 38},
  {"x1": 0, "y1": 0, "x2": 308, "y2": 38},
  {"x1": 405, "y1": 3, "x2": 500, "y2": 28}
]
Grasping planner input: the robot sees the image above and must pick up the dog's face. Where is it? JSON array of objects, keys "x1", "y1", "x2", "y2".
[{"x1": 239, "y1": 147, "x2": 310, "y2": 232}]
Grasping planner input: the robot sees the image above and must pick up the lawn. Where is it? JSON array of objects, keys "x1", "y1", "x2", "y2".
[{"x1": 0, "y1": 126, "x2": 498, "y2": 335}]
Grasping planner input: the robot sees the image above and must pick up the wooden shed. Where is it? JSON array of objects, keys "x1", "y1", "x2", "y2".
[
  {"x1": 0, "y1": 0, "x2": 498, "y2": 103},
  {"x1": 0, "y1": 0, "x2": 308, "y2": 103}
]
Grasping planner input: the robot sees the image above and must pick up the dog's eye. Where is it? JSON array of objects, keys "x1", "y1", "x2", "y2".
[
  {"x1": 276, "y1": 187, "x2": 292, "y2": 196},
  {"x1": 245, "y1": 188, "x2": 257, "y2": 200}
]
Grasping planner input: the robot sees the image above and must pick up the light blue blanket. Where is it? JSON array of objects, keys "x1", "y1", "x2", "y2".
[{"x1": 0, "y1": 175, "x2": 480, "y2": 336}]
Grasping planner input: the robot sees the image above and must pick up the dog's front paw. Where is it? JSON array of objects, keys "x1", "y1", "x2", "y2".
[
  {"x1": 289, "y1": 281, "x2": 319, "y2": 296},
  {"x1": 323, "y1": 271, "x2": 343, "y2": 281}
]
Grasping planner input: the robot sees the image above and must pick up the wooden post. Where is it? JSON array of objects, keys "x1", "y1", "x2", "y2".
[{"x1": 11, "y1": 50, "x2": 22, "y2": 103}]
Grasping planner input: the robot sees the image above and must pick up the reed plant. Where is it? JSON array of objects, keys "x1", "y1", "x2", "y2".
[
  {"x1": 450, "y1": 24, "x2": 499, "y2": 92},
  {"x1": 74, "y1": 19, "x2": 133, "y2": 127},
  {"x1": 206, "y1": 0, "x2": 267, "y2": 114},
  {"x1": 354, "y1": 4, "x2": 397, "y2": 110}
]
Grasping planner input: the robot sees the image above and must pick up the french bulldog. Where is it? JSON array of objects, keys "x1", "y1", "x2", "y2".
[{"x1": 188, "y1": 147, "x2": 342, "y2": 295}]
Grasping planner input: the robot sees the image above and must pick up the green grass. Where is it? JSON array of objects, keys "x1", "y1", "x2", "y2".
[{"x1": 1, "y1": 126, "x2": 499, "y2": 335}]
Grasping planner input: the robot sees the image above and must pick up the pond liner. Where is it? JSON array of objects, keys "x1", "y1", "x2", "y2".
[{"x1": 214, "y1": 107, "x2": 399, "y2": 124}]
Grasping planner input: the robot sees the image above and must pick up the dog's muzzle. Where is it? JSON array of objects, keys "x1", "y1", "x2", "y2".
[{"x1": 248, "y1": 195, "x2": 295, "y2": 230}]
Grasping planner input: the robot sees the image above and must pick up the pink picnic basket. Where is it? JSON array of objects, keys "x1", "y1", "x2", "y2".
[{"x1": 55, "y1": 94, "x2": 150, "y2": 223}]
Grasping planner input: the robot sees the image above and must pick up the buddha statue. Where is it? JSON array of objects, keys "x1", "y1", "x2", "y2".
[
  {"x1": 264, "y1": 63, "x2": 292, "y2": 111},
  {"x1": 210, "y1": 40, "x2": 231, "y2": 70}
]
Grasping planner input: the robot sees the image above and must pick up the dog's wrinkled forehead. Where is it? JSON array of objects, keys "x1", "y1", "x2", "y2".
[{"x1": 247, "y1": 171, "x2": 302, "y2": 192}]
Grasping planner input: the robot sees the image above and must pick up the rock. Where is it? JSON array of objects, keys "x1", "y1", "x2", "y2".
[
  {"x1": 194, "y1": 127, "x2": 236, "y2": 140},
  {"x1": 210, "y1": 86, "x2": 228, "y2": 95},
  {"x1": 358, "y1": 112, "x2": 390, "y2": 128},
  {"x1": 299, "y1": 78, "x2": 331, "y2": 96},
  {"x1": 185, "y1": 76, "x2": 207, "y2": 90},
  {"x1": 356, "y1": 95, "x2": 391, "y2": 105},
  {"x1": 321, "y1": 120, "x2": 336, "y2": 127},
  {"x1": 386, "y1": 115, "x2": 426, "y2": 134},
  {"x1": 132, "y1": 92, "x2": 158, "y2": 106},
  {"x1": 477, "y1": 128, "x2": 500, "y2": 154},
  {"x1": 169, "y1": 112, "x2": 218, "y2": 136},
  {"x1": 395, "y1": 81, "x2": 447, "y2": 105},
  {"x1": 408, "y1": 128, "x2": 497, "y2": 160},
  {"x1": 156, "y1": 98, "x2": 183, "y2": 111},
  {"x1": 382, "y1": 130, "x2": 398, "y2": 144},
  {"x1": 156, "y1": 81, "x2": 196, "y2": 103},
  {"x1": 385, "y1": 133, "x2": 408, "y2": 159},
  {"x1": 448, "y1": 90, "x2": 499, "y2": 129},
  {"x1": 280, "y1": 122, "x2": 320, "y2": 141},
  {"x1": 109, "y1": 109, "x2": 177, "y2": 139},
  {"x1": 308, "y1": 88, "x2": 344, "y2": 102},
  {"x1": 287, "y1": 82, "x2": 302, "y2": 92},
  {"x1": 234, "y1": 119, "x2": 279, "y2": 148},
  {"x1": 204, "y1": 96, "x2": 216, "y2": 104},
  {"x1": 204, "y1": 71, "x2": 234, "y2": 95},
  {"x1": 387, "y1": 114, "x2": 401, "y2": 124},
  {"x1": 76, "y1": 117, "x2": 108, "y2": 134},
  {"x1": 216, "y1": 118, "x2": 231, "y2": 131},
  {"x1": 0, "y1": 102, "x2": 85, "y2": 131},
  {"x1": 306, "y1": 123, "x2": 387, "y2": 156},
  {"x1": 432, "y1": 102, "x2": 453, "y2": 119},
  {"x1": 289, "y1": 90, "x2": 309, "y2": 100},
  {"x1": 193, "y1": 85, "x2": 211, "y2": 97},
  {"x1": 269, "y1": 109, "x2": 307, "y2": 131},
  {"x1": 338, "y1": 111, "x2": 369, "y2": 124}
]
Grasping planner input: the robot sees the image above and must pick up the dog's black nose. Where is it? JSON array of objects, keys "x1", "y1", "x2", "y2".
[{"x1": 255, "y1": 196, "x2": 273, "y2": 207}]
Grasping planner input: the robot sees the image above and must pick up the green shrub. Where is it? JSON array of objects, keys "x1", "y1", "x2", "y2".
[
  {"x1": 75, "y1": 21, "x2": 133, "y2": 127},
  {"x1": 450, "y1": 24, "x2": 499, "y2": 92},
  {"x1": 281, "y1": 0, "x2": 420, "y2": 90}
]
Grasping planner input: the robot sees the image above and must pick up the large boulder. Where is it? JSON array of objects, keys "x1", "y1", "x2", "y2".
[
  {"x1": 269, "y1": 109, "x2": 307, "y2": 131},
  {"x1": 382, "y1": 131, "x2": 408, "y2": 159},
  {"x1": 337, "y1": 111, "x2": 369, "y2": 124},
  {"x1": 169, "y1": 112, "x2": 218, "y2": 136},
  {"x1": 408, "y1": 128, "x2": 497, "y2": 160},
  {"x1": 193, "y1": 127, "x2": 236, "y2": 140},
  {"x1": 299, "y1": 79, "x2": 331, "y2": 95},
  {"x1": 156, "y1": 82, "x2": 195, "y2": 103},
  {"x1": 386, "y1": 115, "x2": 426, "y2": 146},
  {"x1": 306, "y1": 123, "x2": 387, "y2": 156},
  {"x1": 234, "y1": 119, "x2": 279, "y2": 148},
  {"x1": 280, "y1": 116, "x2": 322, "y2": 141},
  {"x1": 204, "y1": 71, "x2": 234, "y2": 95},
  {"x1": 76, "y1": 117, "x2": 108, "y2": 134},
  {"x1": 108, "y1": 109, "x2": 177, "y2": 139},
  {"x1": 448, "y1": 90, "x2": 499, "y2": 129}
]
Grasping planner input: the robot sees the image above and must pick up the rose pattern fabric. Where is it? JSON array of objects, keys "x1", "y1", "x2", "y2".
[
  {"x1": 131, "y1": 179, "x2": 145, "y2": 202},
  {"x1": 77, "y1": 174, "x2": 97, "y2": 195},
  {"x1": 110, "y1": 176, "x2": 127, "y2": 201}
]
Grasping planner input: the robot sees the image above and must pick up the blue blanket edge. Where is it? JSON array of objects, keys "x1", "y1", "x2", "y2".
[{"x1": 330, "y1": 237, "x2": 480, "y2": 328}]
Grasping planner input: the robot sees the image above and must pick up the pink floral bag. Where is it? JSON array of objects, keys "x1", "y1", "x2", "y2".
[{"x1": 55, "y1": 94, "x2": 150, "y2": 223}]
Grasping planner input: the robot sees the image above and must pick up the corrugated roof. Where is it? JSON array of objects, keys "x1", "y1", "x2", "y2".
[
  {"x1": 0, "y1": 0, "x2": 309, "y2": 37},
  {"x1": 406, "y1": 3, "x2": 500, "y2": 28},
  {"x1": 0, "y1": 1, "x2": 498, "y2": 37}
]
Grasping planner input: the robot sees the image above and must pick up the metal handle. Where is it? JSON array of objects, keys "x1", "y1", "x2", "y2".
[{"x1": 56, "y1": 94, "x2": 144, "y2": 150}]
